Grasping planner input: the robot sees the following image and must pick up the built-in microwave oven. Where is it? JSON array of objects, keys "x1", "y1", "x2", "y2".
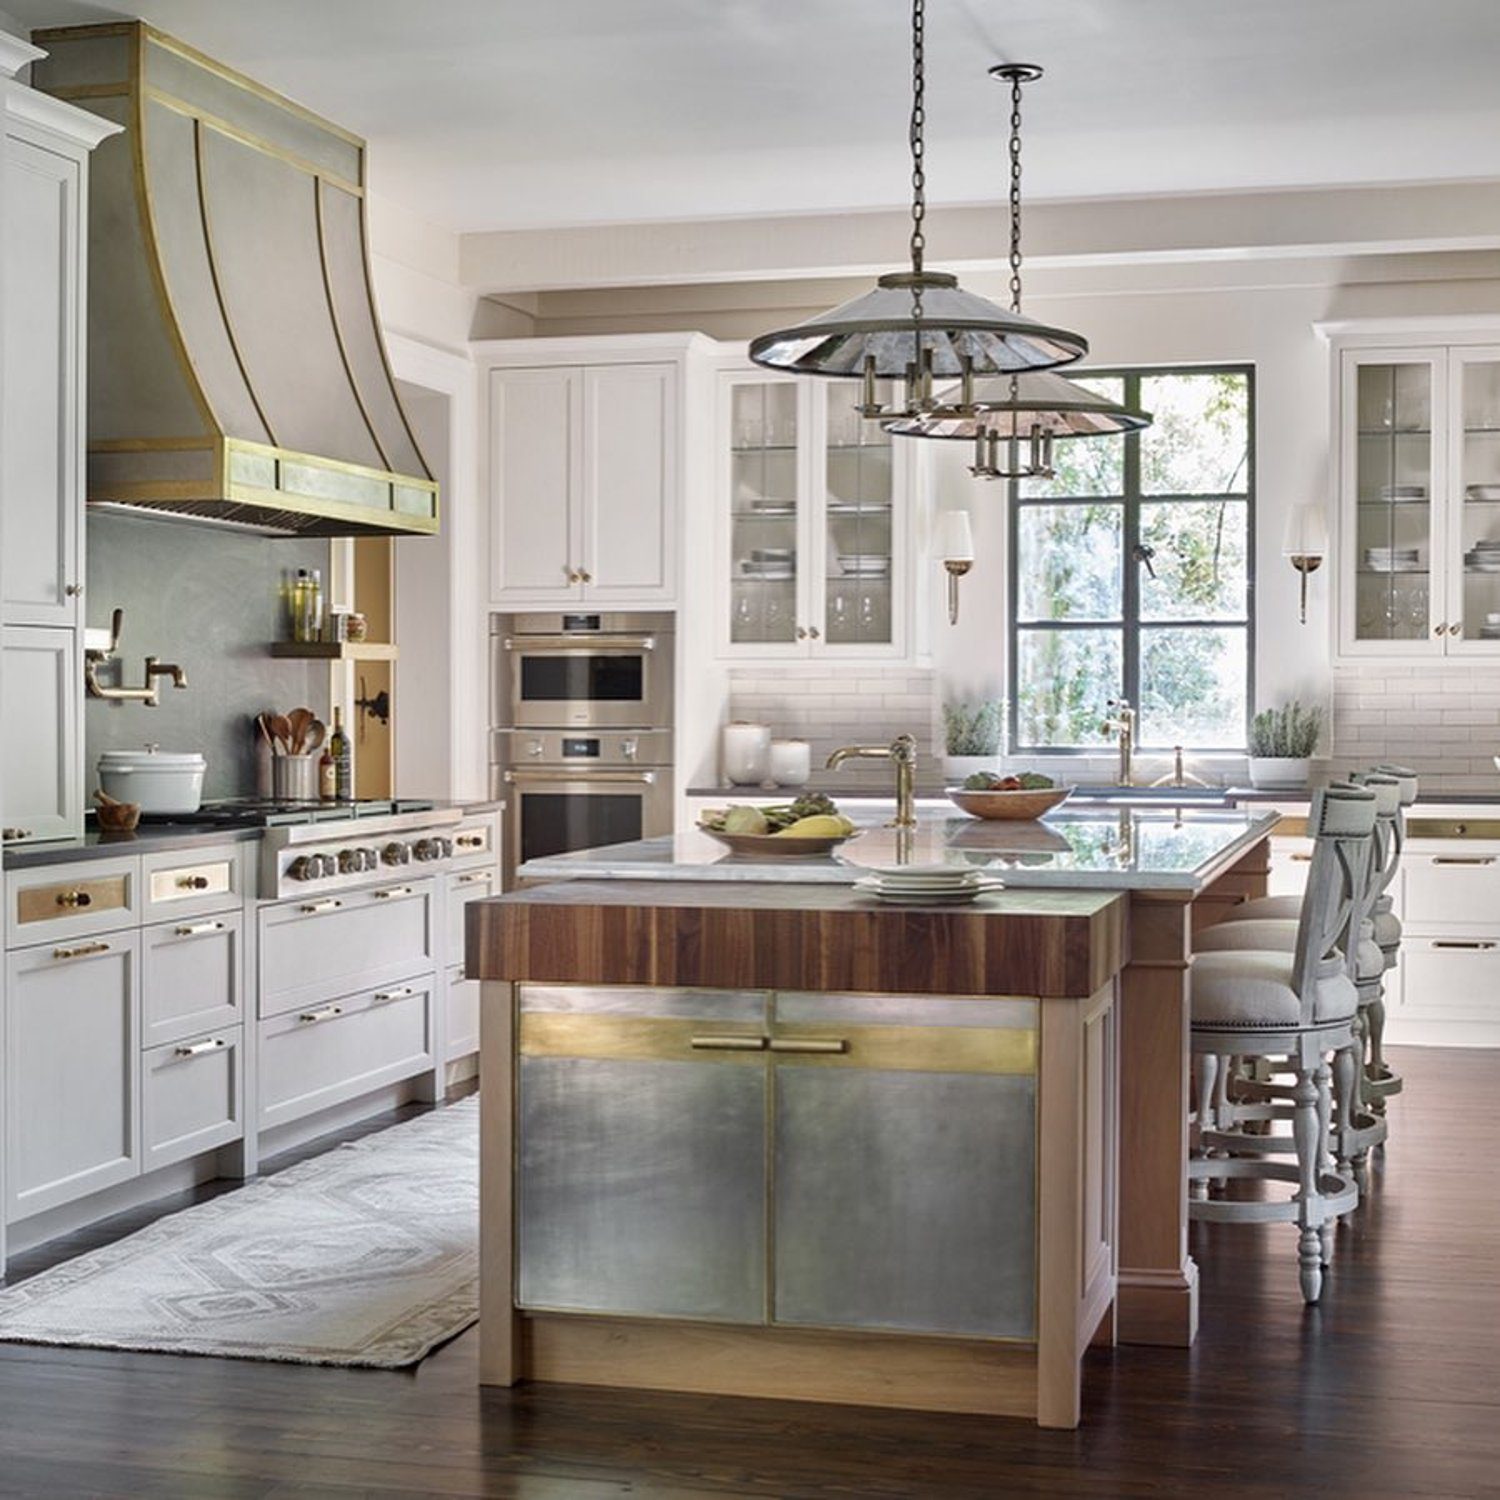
[{"x1": 490, "y1": 612, "x2": 674, "y2": 731}]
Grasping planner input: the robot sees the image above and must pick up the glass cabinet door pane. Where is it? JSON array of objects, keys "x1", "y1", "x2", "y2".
[
  {"x1": 1457, "y1": 358, "x2": 1500, "y2": 641},
  {"x1": 824, "y1": 384, "x2": 893, "y2": 646},
  {"x1": 730, "y1": 382, "x2": 799, "y2": 646},
  {"x1": 1353, "y1": 362, "x2": 1432, "y2": 643}
]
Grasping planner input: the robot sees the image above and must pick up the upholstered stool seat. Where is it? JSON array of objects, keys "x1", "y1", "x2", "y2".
[{"x1": 1191, "y1": 949, "x2": 1357, "y2": 1028}]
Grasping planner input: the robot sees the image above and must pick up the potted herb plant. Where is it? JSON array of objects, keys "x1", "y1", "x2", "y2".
[
  {"x1": 943, "y1": 697, "x2": 1004, "y2": 784},
  {"x1": 1247, "y1": 700, "x2": 1323, "y2": 789}
]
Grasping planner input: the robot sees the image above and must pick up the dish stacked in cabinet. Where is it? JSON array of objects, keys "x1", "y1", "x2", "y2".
[{"x1": 3, "y1": 844, "x2": 249, "y2": 1249}]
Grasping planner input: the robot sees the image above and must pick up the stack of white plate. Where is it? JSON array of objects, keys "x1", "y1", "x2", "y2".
[
  {"x1": 1364, "y1": 546, "x2": 1421, "y2": 573},
  {"x1": 852, "y1": 865, "x2": 1004, "y2": 905},
  {"x1": 1467, "y1": 539, "x2": 1500, "y2": 573},
  {"x1": 1468, "y1": 484, "x2": 1500, "y2": 502},
  {"x1": 742, "y1": 546, "x2": 795, "y2": 581},
  {"x1": 1380, "y1": 483, "x2": 1426, "y2": 500},
  {"x1": 838, "y1": 553, "x2": 891, "y2": 578}
]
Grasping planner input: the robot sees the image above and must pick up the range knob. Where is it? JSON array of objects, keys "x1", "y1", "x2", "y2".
[
  {"x1": 621, "y1": 737, "x2": 639, "y2": 761},
  {"x1": 287, "y1": 856, "x2": 314, "y2": 881},
  {"x1": 412, "y1": 838, "x2": 437, "y2": 861},
  {"x1": 338, "y1": 848, "x2": 360, "y2": 873},
  {"x1": 436, "y1": 836, "x2": 453, "y2": 859},
  {"x1": 526, "y1": 739, "x2": 545, "y2": 758},
  {"x1": 361, "y1": 846, "x2": 380, "y2": 871},
  {"x1": 382, "y1": 841, "x2": 411, "y2": 866}
]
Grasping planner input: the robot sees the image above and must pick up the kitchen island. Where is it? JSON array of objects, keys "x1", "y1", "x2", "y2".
[{"x1": 467, "y1": 808, "x2": 1275, "y2": 1428}]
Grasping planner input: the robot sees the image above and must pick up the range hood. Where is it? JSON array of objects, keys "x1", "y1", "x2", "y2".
[{"x1": 32, "y1": 23, "x2": 438, "y2": 537}]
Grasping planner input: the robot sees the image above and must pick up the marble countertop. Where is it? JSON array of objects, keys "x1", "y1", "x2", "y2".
[{"x1": 519, "y1": 806, "x2": 1279, "y2": 893}]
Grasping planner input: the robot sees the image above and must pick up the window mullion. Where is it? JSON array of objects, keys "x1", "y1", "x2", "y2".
[{"x1": 1122, "y1": 372, "x2": 1142, "y2": 713}]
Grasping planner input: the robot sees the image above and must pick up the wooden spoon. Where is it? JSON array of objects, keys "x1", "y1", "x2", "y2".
[
  {"x1": 287, "y1": 706, "x2": 315, "y2": 756},
  {"x1": 267, "y1": 713, "x2": 292, "y2": 756},
  {"x1": 303, "y1": 719, "x2": 326, "y2": 753}
]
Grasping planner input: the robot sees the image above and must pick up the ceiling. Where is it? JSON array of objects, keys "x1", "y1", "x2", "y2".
[{"x1": 6, "y1": 0, "x2": 1500, "y2": 234}]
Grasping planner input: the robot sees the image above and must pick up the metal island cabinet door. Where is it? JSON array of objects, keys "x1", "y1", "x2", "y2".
[{"x1": 515, "y1": 985, "x2": 769, "y2": 1323}]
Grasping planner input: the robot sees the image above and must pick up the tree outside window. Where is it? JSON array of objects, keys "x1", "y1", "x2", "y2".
[{"x1": 1010, "y1": 368, "x2": 1254, "y2": 753}]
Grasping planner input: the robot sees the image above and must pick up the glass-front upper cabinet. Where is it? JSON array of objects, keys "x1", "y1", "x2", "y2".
[
  {"x1": 717, "y1": 365, "x2": 914, "y2": 660},
  {"x1": 1449, "y1": 347, "x2": 1500, "y2": 648}
]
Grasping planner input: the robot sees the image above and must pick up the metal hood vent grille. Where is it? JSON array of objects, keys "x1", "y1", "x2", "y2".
[{"x1": 32, "y1": 23, "x2": 438, "y2": 538}]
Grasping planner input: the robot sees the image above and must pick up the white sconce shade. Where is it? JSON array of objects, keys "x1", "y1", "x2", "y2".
[
  {"x1": 937, "y1": 509, "x2": 975, "y2": 563},
  {"x1": 938, "y1": 510, "x2": 975, "y2": 625},
  {"x1": 1283, "y1": 504, "x2": 1329, "y2": 560}
]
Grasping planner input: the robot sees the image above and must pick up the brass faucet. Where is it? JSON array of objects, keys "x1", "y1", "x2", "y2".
[
  {"x1": 1099, "y1": 698, "x2": 1136, "y2": 786},
  {"x1": 827, "y1": 733, "x2": 918, "y2": 828},
  {"x1": 84, "y1": 608, "x2": 188, "y2": 706}
]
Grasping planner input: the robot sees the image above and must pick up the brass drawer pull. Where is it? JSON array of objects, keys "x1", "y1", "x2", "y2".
[
  {"x1": 176, "y1": 874, "x2": 212, "y2": 890},
  {"x1": 52, "y1": 940, "x2": 109, "y2": 961},
  {"x1": 373, "y1": 986, "x2": 416, "y2": 1003},
  {"x1": 456, "y1": 871, "x2": 493, "y2": 886},
  {"x1": 373, "y1": 885, "x2": 413, "y2": 900},
  {"x1": 55, "y1": 889, "x2": 93, "y2": 909},
  {"x1": 174, "y1": 1037, "x2": 227, "y2": 1059},
  {"x1": 769, "y1": 1037, "x2": 849, "y2": 1055},
  {"x1": 298, "y1": 1005, "x2": 344, "y2": 1025},
  {"x1": 1430, "y1": 940, "x2": 1498, "y2": 951},
  {"x1": 689, "y1": 1034, "x2": 768, "y2": 1052},
  {"x1": 1431, "y1": 856, "x2": 1497, "y2": 866},
  {"x1": 1289, "y1": 853, "x2": 1313, "y2": 863},
  {"x1": 299, "y1": 899, "x2": 342, "y2": 914},
  {"x1": 456, "y1": 834, "x2": 485, "y2": 849},
  {"x1": 173, "y1": 920, "x2": 225, "y2": 938}
]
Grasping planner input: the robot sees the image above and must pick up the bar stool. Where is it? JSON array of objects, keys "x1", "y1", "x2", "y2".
[
  {"x1": 1360, "y1": 763, "x2": 1417, "y2": 1111},
  {"x1": 1188, "y1": 783, "x2": 1374, "y2": 1303},
  {"x1": 1194, "y1": 777, "x2": 1395, "y2": 1185}
]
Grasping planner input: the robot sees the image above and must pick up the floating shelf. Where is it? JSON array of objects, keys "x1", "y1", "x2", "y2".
[{"x1": 269, "y1": 641, "x2": 399, "y2": 661}]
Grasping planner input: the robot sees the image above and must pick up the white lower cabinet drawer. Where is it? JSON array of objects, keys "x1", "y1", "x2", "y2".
[
  {"x1": 257, "y1": 979, "x2": 435, "y2": 1131},
  {"x1": 1398, "y1": 937, "x2": 1500, "y2": 1021},
  {"x1": 141, "y1": 1026, "x2": 244, "y2": 1172},
  {"x1": 260, "y1": 881, "x2": 436, "y2": 1019},
  {"x1": 445, "y1": 966, "x2": 479, "y2": 1060},
  {"x1": 142, "y1": 911, "x2": 243, "y2": 1047},
  {"x1": 1401, "y1": 852, "x2": 1500, "y2": 933},
  {"x1": 446, "y1": 866, "x2": 497, "y2": 965}
]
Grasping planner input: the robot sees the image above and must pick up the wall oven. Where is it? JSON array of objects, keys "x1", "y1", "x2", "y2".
[{"x1": 491, "y1": 612, "x2": 674, "y2": 731}]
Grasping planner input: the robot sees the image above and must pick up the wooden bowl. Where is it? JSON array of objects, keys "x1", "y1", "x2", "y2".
[
  {"x1": 697, "y1": 826, "x2": 861, "y2": 859},
  {"x1": 945, "y1": 786, "x2": 1072, "y2": 821},
  {"x1": 95, "y1": 800, "x2": 142, "y2": 831}
]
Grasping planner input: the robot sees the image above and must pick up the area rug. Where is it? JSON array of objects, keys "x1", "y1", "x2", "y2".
[{"x1": 0, "y1": 1097, "x2": 478, "y2": 1368}]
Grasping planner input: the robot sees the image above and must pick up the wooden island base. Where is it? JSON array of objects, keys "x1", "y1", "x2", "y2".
[{"x1": 472, "y1": 882, "x2": 1126, "y2": 1429}]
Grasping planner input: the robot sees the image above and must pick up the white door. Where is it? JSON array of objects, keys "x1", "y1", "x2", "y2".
[
  {"x1": 580, "y1": 362, "x2": 677, "y2": 603},
  {"x1": 5, "y1": 932, "x2": 141, "y2": 1220},
  {"x1": 2, "y1": 128, "x2": 83, "y2": 627},
  {"x1": 1, "y1": 625, "x2": 82, "y2": 843},
  {"x1": 487, "y1": 366, "x2": 584, "y2": 605}
]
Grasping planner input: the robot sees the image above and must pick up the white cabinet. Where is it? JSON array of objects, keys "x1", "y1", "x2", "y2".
[
  {"x1": 0, "y1": 624, "x2": 81, "y2": 844},
  {"x1": 4, "y1": 932, "x2": 141, "y2": 1220},
  {"x1": 485, "y1": 354, "x2": 680, "y2": 608},
  {"x1": 1334, "y1": 336, "x2": 1500, "y2": 660},
  {"x1": 715, "y1": 364, "x2": 919, "y2": 661}
]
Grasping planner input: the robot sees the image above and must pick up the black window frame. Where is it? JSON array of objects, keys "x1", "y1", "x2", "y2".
[{"x1": 1007, "y1": 364, "x2": 1257, "y2": 756}]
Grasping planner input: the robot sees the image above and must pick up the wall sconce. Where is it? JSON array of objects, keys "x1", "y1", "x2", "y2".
[
  {"x1": 1284, "y1": 504, "x2": 1328, "y2": 625},
  {"x1": 937, "y1": 510, "x2": 975, "y2": 626}
]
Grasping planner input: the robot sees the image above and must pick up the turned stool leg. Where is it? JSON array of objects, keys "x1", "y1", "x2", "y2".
[
  {"x1": 1367, "y1": 991, "x2": 1390, "y2": 1116},
  {"x1": 1333, "y1": 1040, "x2": 1359, "y2": 1183},
  {"x1": 1293, "y1": 1066, "x2": 1323, "y2": 1304},
  {"x1": 1191, "y1": 1051, "x2": 1219, "y2": 1201},
  {"x1": 1315, "y1": 1058, "x2": 1336, "y2": 1267}
]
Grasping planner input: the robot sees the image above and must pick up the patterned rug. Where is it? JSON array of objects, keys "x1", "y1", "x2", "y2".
[{"x1": 0, "y1": 1097, "x2": 478, "y2": 1367}]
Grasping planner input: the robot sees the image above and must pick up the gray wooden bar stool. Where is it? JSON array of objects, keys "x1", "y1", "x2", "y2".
[
  {"x1": 1360, "y1": 763, "x2": 1417, "y2": 1111},
  {"x1": 1187, "y1": 783, "x2": 1375, "y2": 1303}
]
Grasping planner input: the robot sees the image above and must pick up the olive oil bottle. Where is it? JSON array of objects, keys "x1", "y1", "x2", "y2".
[{"x1": 329, "y1": 706, "x2": 352, "y2": 801}]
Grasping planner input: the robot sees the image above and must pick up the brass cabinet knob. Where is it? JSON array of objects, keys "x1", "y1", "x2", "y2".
[
  {"x1": 64, "y1": 583, "x2": 83, "y2": 597},
  {"x1": 176, "y1": 874, "x2": 210, "y2": 890},
  {"x1": 55, "y1": 889, "x2": 92, "y2": 908},
  {"x1": 796, "y1": 626, "x2": 808, "y2": 640},
  {"x1": 1435, "y1": 623, "x2": 1447, "y2": 636},
  {"x1": 809, "y1": 625, "x2": 821, "y2": 640},
  {"x1": 1451, "y1": 621, "x2": 1463, "y2": 637}
]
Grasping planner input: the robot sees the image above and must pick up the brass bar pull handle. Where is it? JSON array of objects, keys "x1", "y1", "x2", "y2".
[
  {"x1": 769, "y1": 1037, "x2": 849, "y2": 1055},
  {"x1": 299, "y1": 898, "x2": 342, "y2": 914},
  {"x1": 174, "y1": 1037, "x2": 227, "y2": 1059},
  {"x1": 1432, "y1": 856, "x2": 1497, "y2": 866},
  {"x1": 373, "y1": 885, "x2": 413, "y2": 900},
  {"x1": 1289, "y1": 853, "x2": 1313, "y2": 863},
  {"x1": 1430, "y1": 940, "x2": 1498, "y2": 950},
  {"x1": 373, "y1": 987, "x2": 415, "y2": 1003},
  {"x1": 55, "y1": 889, "x2": 92, "y2": 909},
  {"x1": 298, "y1": 1005, "x2": 344, "y2": 1025},
  {"x1": 176, "y1": 874, "x2": 211, "y2": 890},
  {"x1": 173, "y1": 920, "x2": 225, "y2": 938},
  {"x1": 456, "y1": 871, "x2": 493, "y2": 886},
  {"x1": 502, "y1": 634, "x2": 656, "y2": 652},
  {"x1": 689, "y1": 1035, "x2": 768, "y2": 1052},
  {"x1": 52, "y1": 940, "x2": 110, "y2": 961}
]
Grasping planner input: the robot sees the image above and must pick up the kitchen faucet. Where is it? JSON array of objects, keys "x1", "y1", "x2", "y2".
[
  {"x1": 84, "y1": 607, "x2": 188, "y2": 706},
  {"x1": 826, "y1": 733, "x2": 918, "y2": 828},
  {"x1": 1099, "y1": 698, "x2": 1136, "y2": 787}
]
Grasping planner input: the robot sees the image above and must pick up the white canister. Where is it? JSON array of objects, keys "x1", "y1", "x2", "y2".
[
  {"x1": 97, "y1": 747, "x2": 207, "y2": 813},
  {"x1": 769, "y1": 738, "x2": 811, "y2": 787},
  {"x1": 722, "y1": 721, "x2": 772, "y2": 786}
]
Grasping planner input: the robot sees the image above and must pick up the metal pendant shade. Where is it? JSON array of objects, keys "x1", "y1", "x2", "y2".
[{"x1": 747, "y1": 0, "x2": 1087, "y2": 418}]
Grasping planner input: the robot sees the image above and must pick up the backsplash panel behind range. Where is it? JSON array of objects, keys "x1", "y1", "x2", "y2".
[{"x1": 85, "y1": 515, "x2": 328, "y2": 800}]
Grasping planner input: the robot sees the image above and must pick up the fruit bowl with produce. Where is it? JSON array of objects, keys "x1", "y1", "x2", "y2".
[
  {"x1": 946, "y1": 770, "x2": 1072, "y2": 821},
  {"x1": 697, "y1": 792, "x2": 861, "y2": 857}
]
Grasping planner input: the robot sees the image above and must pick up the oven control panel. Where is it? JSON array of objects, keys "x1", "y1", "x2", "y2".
[{"x1": 498, "y1": 728, "x2": 672, "y2": 769}]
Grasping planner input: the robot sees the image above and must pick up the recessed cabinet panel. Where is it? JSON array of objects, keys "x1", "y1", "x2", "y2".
[
  {"x1": 1400, "y1": 851, "x2": 1500, "y2": 932},
  {"x1": 2, "y1": 132, "x2": 82, "y2": 625},
  {"x1": 0, "y1": 626, "x2": 83, "y2": 844},
  {"x1": 141, "y1": 1026, "x2": 243, "y2": 1171},
  {"x1": 5, "y1": 934, "x2": 141, "y2": 1220},
  {"x1": 142, "y1": 911, "x2": 243, "y2": 1047},
  {"x1": 444, "y1": 967, "x2": 479, "y2": 1060}
]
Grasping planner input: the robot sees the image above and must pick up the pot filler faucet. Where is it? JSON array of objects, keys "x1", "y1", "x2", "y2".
[
  {"x1": 826, "y1": 733, "x2": 919, "y2": 828},
  {"x1": 84, "y1": 607, "x2": 188, "y2": 706}
]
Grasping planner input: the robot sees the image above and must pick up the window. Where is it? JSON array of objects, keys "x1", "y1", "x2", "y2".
[{"x1": 1009, "y1": 367, "x2": 1254, "y2": 753}]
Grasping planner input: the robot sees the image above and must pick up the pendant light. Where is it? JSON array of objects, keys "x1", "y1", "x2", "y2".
[
  {"x1": 884, "y1": 65, "x2": 1152, "y2": 480},
  {"x1": 748, "y1": 0, "x2": 1088, "y2": 422}
]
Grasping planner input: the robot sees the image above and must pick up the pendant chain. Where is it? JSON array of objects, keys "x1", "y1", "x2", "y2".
[
  {"x1": 1008, "y1": 69, "x2": 1024, "y2": 314},
  {"x1": 908, "y1": 0, "x2": 926, "y2": 277}
]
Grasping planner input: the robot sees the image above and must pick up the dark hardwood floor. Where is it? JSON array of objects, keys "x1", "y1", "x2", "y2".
[{"x1": 0, "y1": 1048, "x2": 1494, "y2": 1498}]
